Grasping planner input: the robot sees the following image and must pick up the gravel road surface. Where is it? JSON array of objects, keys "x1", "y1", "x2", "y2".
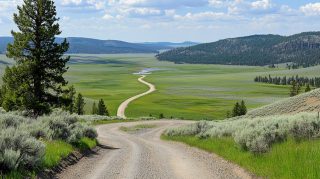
[{"x1": 58, "y1": 120, "x2": 253, "y2": 179}]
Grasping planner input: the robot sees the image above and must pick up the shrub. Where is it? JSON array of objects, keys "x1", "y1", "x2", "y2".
[
  {"x1": 0, "y1": 109, "x2": 98, "y2": 175},
  {"x1": 83, "y1": 126, "x2": 98, "y2": 139},
  {"x1": 166, "y1": 113, "x2": 320, "y2": 153},
  {"x1": 290, "y1": 119, "x2": 320, "y2": 141},
  {"x1": 0, "y1": 128, "x2": 45, "y2": 172}
]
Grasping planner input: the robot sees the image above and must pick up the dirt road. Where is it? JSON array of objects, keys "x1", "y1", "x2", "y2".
[
  {"x1": 117, "y1": 75, "x2": 156, "y2": 118},
  {"x1": 58, "y1": 120, "x2": 252, "y2": 179}
]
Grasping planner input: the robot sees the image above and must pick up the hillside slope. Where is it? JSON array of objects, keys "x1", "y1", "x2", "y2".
[
  {"x1": 0, "y1": 37, "x2": 174, "y2": 54},
  {"x1": 247, "y1": 88, "x2": 320, "y2": 117},
  {"x1": 156, "y1": 32, "x2": 320, "y2": 66}
]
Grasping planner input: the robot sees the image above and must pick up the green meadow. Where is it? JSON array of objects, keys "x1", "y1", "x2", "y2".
[{"x1": 1, "y1": 53, "x2": 320, "y2": 120}]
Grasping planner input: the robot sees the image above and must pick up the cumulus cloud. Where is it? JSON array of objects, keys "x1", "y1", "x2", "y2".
[
  {"x1": 174, "y1": 11, "x2": 227, "y2": 21},
  {"x1": 60, "y1": 0, "x2": 106, "y2": 10},
  {"x1": 208, "y1": 0, "x2": 225, "y2": 7},
  {"x1": 102, "y1": 13, "x2": 114, "y2": 20},
  {"x1": 251, "y1": 0, "x2": 273, "y2": 10},
  {"x1": 111, "y1": 0, "x2": 208, "y2": 8},
  {"x1": 300, "y1": 3, "x2": 320, "y2": 16},
  {"x1": 61, "y1": 0, "x2": 82, "y2": 5}
]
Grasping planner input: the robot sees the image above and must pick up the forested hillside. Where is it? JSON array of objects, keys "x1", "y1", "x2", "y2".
[{"x1": 156, "y1": 32, "x2": 320, "y2": 66}]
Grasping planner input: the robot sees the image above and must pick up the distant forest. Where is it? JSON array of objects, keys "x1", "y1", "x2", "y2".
[
  {"x1": 156, "y1": 32, "x2": 320, "y2": 67},
  {"x1": 254, "y1": 75, "x2": 320, "y2": 88}
]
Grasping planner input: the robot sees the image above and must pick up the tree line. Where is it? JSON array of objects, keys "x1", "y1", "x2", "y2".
[{"x1": 254, "y1": 75, "x2": 320, "y2": 88}]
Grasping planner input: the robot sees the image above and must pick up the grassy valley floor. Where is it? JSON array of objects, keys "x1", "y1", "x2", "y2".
[
  {"x1": 163, "y1": 136, "x2": 320, "y2": 179},
  {"x1": 2, "y1": 54, "x2": 320, "y2": 120}
]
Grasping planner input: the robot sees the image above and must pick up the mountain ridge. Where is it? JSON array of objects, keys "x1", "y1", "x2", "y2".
[{"x1": 0, "y1": 37, "x2": 198, "y2": 54}]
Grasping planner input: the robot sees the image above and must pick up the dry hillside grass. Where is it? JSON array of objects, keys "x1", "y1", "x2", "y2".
[{"x1": 247, "y1": 89, "x2": 320, "y2": 117}]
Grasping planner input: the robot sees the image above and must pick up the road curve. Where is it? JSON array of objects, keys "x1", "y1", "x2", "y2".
[
  {"x1": 117, "y1": 75, "x2": 156, "y2": 119},
  {"x1": 58, "y1": 120, "x2": 253, "y2": 179}
]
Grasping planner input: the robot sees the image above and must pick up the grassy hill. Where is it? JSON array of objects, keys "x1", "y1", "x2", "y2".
[
  {"x1": 247, "y1": 88, "x2": 320, "y2": 117},
  {"x1": 156, "y1": 32, "x2": 320, "y2": 66}
]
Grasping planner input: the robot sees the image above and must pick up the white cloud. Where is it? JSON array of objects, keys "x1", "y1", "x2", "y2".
[
  {"x1": 251, "y1": 0, "x2": 272, "y2": 10},
  {"x1": 110, "y1": 0, "x2": 208, "y2": 8},
  {"x1": 102, "y1": 13, "x2": 114, "y2": 20},
  {"x1": 174, "y1": 11, "x2": 226, "y2": 21},
  {"x1": 119, "y1": 7, "x2": 161, "y2": 17},
  {"x1": 164, "y1": 9, "x2": 176, "y2": 17},
  {"x1": 61, "y1": 0, "x2": 82, "y2": 5},
  {"x1": 208, "y1": 0, "x2": 224, "y2": 7},
  {"x1": 0, "y1": 0, "x2": 22, "y2": 12},
  {"x1": 300, "y1": 3, "x2": 320, "y2": 16}
]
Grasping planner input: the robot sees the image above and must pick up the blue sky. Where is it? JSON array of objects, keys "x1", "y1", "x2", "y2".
[{"x1": 0, "y1": 0, "x2": 320, "y2": 42}]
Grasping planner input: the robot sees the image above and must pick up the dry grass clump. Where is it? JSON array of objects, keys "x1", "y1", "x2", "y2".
[
  {"x1": 247, "y1": 89, "x2": 320, "y2": 117},
  {"x1": 165, "y1": 113, "x2": 320, "y2": 153}
]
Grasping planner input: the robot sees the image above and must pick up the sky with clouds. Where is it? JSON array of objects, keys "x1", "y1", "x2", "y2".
[{"x1": 0, "y1": 0, "x2": 320, "y2": 42}]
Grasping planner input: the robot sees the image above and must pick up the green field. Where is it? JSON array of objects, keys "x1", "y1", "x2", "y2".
[{"x1": 1, "y1": 53, "x2": 319, "y2": 120}]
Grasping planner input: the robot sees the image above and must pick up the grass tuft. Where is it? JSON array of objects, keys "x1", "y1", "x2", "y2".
[
  {"x1": 75, "y1": 137, "x2": 98, "y2": 151},
  {"x1": 42, "y1": 140, "x2": 73, "y2": 168}
]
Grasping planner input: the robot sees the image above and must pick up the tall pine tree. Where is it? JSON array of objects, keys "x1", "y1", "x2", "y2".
[
  {"x1": 305, "y1": 84, "x2": 311, "y2": 92},
  {"x1": 290, "y1": 80, "x2": 301, "y2": 97},
  {"x1": 97, "y1": 99, "x2": 109, "y2": 116},
  {"x1": 92, "y1": 102, "x2": 98, "y2": 115},
  {"x1": 74, "y1": 93, "x2": 85, "y2": 115},
  {"x1": 239, "y1": 100, "x2": 247, "y2": 116},
  {"x1": 2, "y1": 0, "x2": 69, "y2": 116},
  {"x1": 232, "y1": 102, "x2": 241, "y2": 117}
]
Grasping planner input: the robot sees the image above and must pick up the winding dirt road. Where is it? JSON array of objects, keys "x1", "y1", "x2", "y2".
[
  {"x1": 117, "y1": 75, "x2": 156, "y2": 119},
  {"x1": 58, "y1": 120, "x2": 253, "y2": 179}
]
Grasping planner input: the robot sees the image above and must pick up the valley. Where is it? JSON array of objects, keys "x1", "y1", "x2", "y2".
[
  {"x1": 2, "y1": 53, "x2": 317, "y2": 120},
  {"x1": 2, "y1": 0, "x2": 320, "y2": 178}
]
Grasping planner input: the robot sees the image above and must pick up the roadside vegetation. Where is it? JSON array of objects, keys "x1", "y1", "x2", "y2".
[
  {"x1": 162, "y1": 136, "x2": 320, "y2": 179},
  {"x1": 0, "y1": 109, "x2": 98, "y2": 177},
  {"x1": 164, "y1": 88, "x2": 320, "y2": 178}
]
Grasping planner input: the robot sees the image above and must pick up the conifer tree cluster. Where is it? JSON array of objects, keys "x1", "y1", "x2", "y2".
[
  {"x1": 92, "y1": 99, "x2": 109, "y2": 116},
  {"x1": 231, "y1": 100, "x2": 247, "y2": 117}
]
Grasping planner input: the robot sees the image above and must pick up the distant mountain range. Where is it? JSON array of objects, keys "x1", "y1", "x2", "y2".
[
  {"x1": 156, "y1": 32, "x2": 320, "y2": 66},
  {"x1": 0, "y1": 37, "x2": 198, "y2": 54}
]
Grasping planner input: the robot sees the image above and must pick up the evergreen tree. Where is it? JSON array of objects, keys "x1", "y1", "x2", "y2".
[
  {"x1": 92, "y1": 102, "x2": 98, "y2": 115},
  {"x1": 232, "y1": 102, "x2": 241, "y2": 117},
  {"x1": 1, "y1": 0, "x2": 69, "y2": 116},
  {"x1": 97, "y1": 99, "x2": 109, "y2": 116},
  {"x1": 62, "y1": 85, "x2": 76, "y2": 113},
  {"x1": 305, "y1": 84, "x2": 311, "y2": 92},
  {"x1": 239, "y1": 100, "x2": 247, "y2": 116},
  {"x1": 290, "y1": 80, "x2": 301, "y2": 97},
  {"x1": 74, "y1": 93, "x2": 85, "y2": 115}
]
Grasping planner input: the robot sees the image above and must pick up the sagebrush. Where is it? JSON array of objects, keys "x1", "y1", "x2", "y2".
[{"x1": 165, "y1": 112, "x2": 320, "y2": 153}]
